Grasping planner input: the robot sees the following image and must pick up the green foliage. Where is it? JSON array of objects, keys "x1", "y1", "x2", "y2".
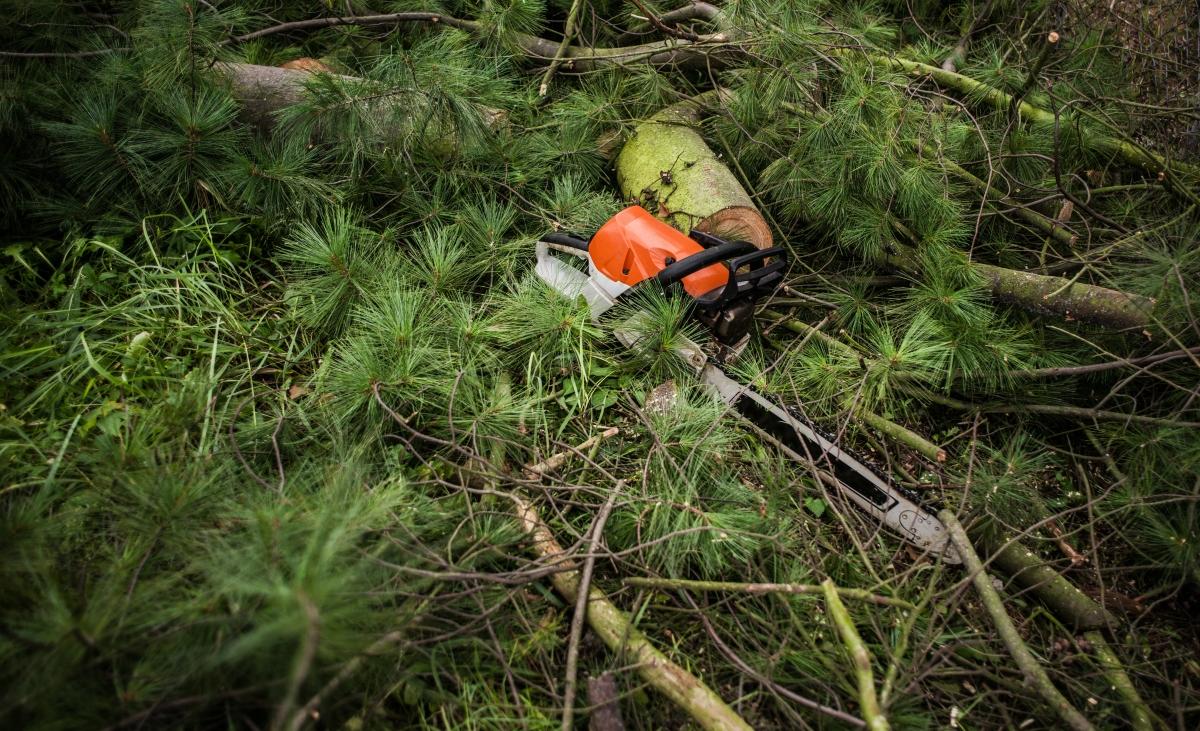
[{"x1": 2, "y1": 0, "x2": 1199, "y2": 729}]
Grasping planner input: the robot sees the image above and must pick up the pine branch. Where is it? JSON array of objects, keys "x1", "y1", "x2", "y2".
[
  {"x1": 848, "y1": 50, "x2": 1200, "y2": 182},
  {"x1": 560, "y1": 485, "x2": 617, "y2": 731},
  {"x1": 940, "y1": 511, "x2": 1096, "y2": 731},
  {"x1": 537, "y1": 0, "x2": 585, "y2": 98},
  {"x1": 509, "y1": 492, "x2": 753, "y2": 731}
]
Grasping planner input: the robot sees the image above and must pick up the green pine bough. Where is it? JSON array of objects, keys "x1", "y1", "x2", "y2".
[
  {"x1": 848, "y1": 51, "x2": 1200, "y2": 183},
  {"x1": 885, "y1": 230, "x2": 1155, "y2": 330}
]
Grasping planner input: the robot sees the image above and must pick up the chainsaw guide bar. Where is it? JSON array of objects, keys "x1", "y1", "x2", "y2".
[{"x1": 537, "y1": 206, "x2": 961, "y2": 564}]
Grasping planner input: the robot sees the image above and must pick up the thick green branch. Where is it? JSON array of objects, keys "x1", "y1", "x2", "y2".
[
  {"x1": 941, "y1": 511, "x2": 1096, "y2": 731},
  {"x1": 851, "y1": 51, "x2": 1200, "y2": 181},
  {"x1": 822, "y1": 579, "x2": 890, "y2": 731}
]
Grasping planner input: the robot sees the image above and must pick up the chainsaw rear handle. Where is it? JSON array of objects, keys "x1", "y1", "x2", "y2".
[{"x1": 655, "y1": 240, "x2": 758, "y2": 288}]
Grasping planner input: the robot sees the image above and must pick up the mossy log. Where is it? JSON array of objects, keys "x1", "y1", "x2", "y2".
[
  {"x1": 973, "y1": 264, "x2": 1155, "y2": 331},
  {"x1": 615, "y1": 98, "x2": 773, "y2": 249},
  {"x1": 887, "y1": 238, "x2": 1155, "y2": 329}
]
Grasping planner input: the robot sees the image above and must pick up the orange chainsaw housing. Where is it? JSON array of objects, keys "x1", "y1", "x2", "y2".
[{"x1": 589, "y1": 206, "x2": 729, "y2": 299}]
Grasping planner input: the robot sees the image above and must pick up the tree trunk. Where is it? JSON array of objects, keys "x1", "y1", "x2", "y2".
[
  {"x1": 216, "y1": 62, "x2": 320, "y2": 132},
  {"x1": 615, "y1": 98, "x2": 773, "y2": 249}
]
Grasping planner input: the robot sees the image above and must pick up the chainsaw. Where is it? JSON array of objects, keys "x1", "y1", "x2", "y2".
[{"x1": 537, "y1": 205, "x2": 961, "y2": 564}]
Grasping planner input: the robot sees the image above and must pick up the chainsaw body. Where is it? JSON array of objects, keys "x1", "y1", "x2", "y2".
[{"x1": 541, "y1": 206, "x2": 785, "y2": 348}]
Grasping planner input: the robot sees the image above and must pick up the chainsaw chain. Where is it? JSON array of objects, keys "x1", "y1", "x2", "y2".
[{"x1": 772, "y1": 399, "x2": 941, "y2": 512}]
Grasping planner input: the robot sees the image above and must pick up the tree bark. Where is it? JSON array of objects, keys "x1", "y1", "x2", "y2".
[
  {"x1": 216, "y1": 62, "x2": 320, "y2": 132},
  {"x1": 973, "y1": 264, "x2": 1155, "y2": 331},
  {"x1": 615, "y1": 96, "x2": 773, "y2": 249},
  {"x1": 886, "y1": 238, "x2": 1155, "y2": 329}
]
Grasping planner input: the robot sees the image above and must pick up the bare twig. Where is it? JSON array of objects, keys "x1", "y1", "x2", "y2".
[
  {"x1": 624, "y1": 576, "x2": 915, "y2": 609},
  {"x1": 272, "y1": 591, "x2": 320, "y2": 731},
  {"x1": 525, "y1": 428, "x2": 620, "y2": 478},
  {"x1": 561, "y1": 485, "x2": 619, "y2": 731},
  {"x1": 539, "y1": 0, "x2": 585, "y2": 98},
  {"x1": 0, "y1": 47, "x2": 129, "y2": 58},
  {"x1": 681, "y1": 591, "x2": 866, "y2": 727},
  {"x1": 509, "y1": 493, "x2": 753, "y2": 731},
  {"x1": 628, "y1": 0, "x2": 703, "y2": 42}
]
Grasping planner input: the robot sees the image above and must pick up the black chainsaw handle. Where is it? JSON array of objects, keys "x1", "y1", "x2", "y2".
[{"x1": 655, "y1": 240, "x2": 759, "y2": 287}]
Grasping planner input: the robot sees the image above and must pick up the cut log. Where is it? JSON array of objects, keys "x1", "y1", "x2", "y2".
[
  {"x1": 615, "y1": 98, "x2": 773, "y2": 249},
  {"x1": 216, "y1": 62, "x2": 320, "y2": 132}
]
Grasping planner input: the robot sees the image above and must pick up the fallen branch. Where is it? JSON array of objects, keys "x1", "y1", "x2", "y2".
[
  {"x1": 853, "y1": 50, "x2": 1200, "y2": 182},
  {"x1": 974, "y1": 531, "x2": 1117, "y2": 631},
  {"x1": 940, "y1": 510, "x2": 1096, "y2": 731},
  {"x1": 855, "y1": 408, "x2": 946, "y2": 463},
  {"x1": 1082, "y1": 631, "x2": 1158, "y2": 731},
  {"x1": 774, "y1": 99, "x2": 1155, "y2": 328},
  {"x1": 214, "y1": 61, "x2": 506, "y2": 143},
  {"x1": 971, "y1": 263, "x2": 1155, "y2": 331},
  {"x1": 538, "y1": 0, "x2": 585, "y2": 98},
  {"x1": 885, "y1": 231, "x2": 1156, "y2": 330},
  {"x1": 822, "y1": 579, "x2": 890, "y2": 731},
  {"x1": 524, "y1": 427, "x2": 619, "y2": 478},
  {"x1": 509, "y1": 492, "x2": 752, "y2": 731},
  {"x1": 624, "y1": 576, "x2": 915, "y2": 609}
]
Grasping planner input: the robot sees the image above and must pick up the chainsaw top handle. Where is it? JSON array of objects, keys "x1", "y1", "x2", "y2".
[{"x1": 541, "y1": 232, "x2": 590, "y2": 251}]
